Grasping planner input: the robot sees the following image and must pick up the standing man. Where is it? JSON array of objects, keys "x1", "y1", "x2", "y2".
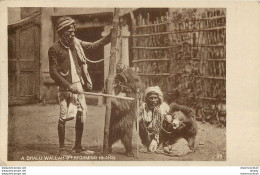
[{"x1": 48, "y1": 16, "x2": 112, "y2": 155}]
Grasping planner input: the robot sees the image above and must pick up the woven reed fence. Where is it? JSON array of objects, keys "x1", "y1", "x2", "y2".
[{"x1": 131, "y1": 9, "x2": 226, "y2": 123}]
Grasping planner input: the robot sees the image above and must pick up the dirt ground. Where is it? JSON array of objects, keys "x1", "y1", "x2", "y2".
[{"x1": 8, "y1": 104, "x2": 226, "y2": 161}]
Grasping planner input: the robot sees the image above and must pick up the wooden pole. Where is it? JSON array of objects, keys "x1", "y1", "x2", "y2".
[
  {"x1": 130, "y1": 10, "x2": 140, "y2": 158},
  {"x1": 79, "y1": 91, "x2": 134, "y2": 101},
  {"x1": 136, "y1": 88, "x2": 140, "y2": 157},
  {"x1": 103, "y1": 8, "x2": 120, "y2": 155}
]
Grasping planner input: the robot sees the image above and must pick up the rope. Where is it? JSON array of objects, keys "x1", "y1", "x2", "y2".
[
  {"x1": 59, "y1": 39, "x2": 108, "y2": 63},
  {"x1": 86, "y1": 28, "x2": 122, "y2": 64},
  {"x1": 160, "y1": 123, "x2": 173, "y2": 134},
  {"x1": 85, "y1": 57, "x2": 106, "y2": 64},
  {"x1": 142, "y1": 117, "x2": 174, "y2": 135}
]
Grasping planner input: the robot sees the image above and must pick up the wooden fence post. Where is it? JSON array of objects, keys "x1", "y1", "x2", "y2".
[
  {"x1": 136, "y1": 88, "x2": 140, "y2": 157},
  {"x1": 103, "y1": 8, "x2": 120, "y2": 155}
]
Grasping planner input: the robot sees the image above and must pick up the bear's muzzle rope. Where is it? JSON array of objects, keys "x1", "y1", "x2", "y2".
[{"x1": 160, "y1": 122, "x2": 174, "y2": 134}]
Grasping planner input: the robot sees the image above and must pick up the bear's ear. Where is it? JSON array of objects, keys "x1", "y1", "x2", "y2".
[
  {"x1": 169, "y1": 102, "x2": 179, "y2": 113},
  {"x1": 116, "y1": 74, "x2": 127, "y2": 84},
  {"x1": 169, "y1": 102, "x2": 196, "y2": 119}
]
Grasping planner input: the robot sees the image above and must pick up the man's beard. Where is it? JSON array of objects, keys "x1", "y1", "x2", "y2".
[
  {"x1": 68, "y1": 39, "x2": 75, "y2": 47},
  {"x1": 61, "y1": 35, "x2": 74, "y2": 47},
  {"x1": 148, "y1": 102, "x2": 159, "y2": 110}
]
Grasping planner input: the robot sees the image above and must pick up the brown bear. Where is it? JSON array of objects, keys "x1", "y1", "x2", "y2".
[
  {"x1": 108, "y1": 63, "x2": 142, "y2": 157},
  {"x1": 160, "y1": 103, "x2": 198, "y2": 151}
]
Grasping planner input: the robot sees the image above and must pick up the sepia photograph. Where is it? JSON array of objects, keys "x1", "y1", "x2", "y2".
[{"x1": 6, "y1": 7, "x2": 227, "y2": 161}]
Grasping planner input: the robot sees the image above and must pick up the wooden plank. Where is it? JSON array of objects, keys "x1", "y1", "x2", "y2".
[
  {"x1": 132, "y1": 59, "x2": 170, "y2": 63},
  {"x1": 19, "y1": 72, "x2": 36, "y2": 97},
  {"x1": 182, "y1": 75, "x2": 226, "y2": 80},
  {"x1": 21, "y1": 8, "x2": 40, "y2": 19},
  {"x1": 20, "y1": 62, "x2": 35, "y2": 70},
  {"x1": 79, "y1": 91, "x2": 134, "y2": 101},
  {"x1": 136, "y1": 88, "x2": 140, "y2": 157},
  {"x1": 188, "y1": 96, "x2": 226, "y2": 101},
  {"x1": 34, "y1": 24, "x2": 40, "y2": 99},
  {"x1": 132, "y1": 26, "x2": 226, "y2": 37},
  {"x1": 15, "y1": 28, "x2": 20, "y2": 100},
  {"x1": 138, "y1": 73, "x2": 170, "y2": 76},
  {"x1": 138, "y1": 73, "x2": 225, "y2": 80},
  {"x1": 8, "y1": 72, "x2": 16, "y2": 97},
  {"x1": 20, "y1": 26, "x2": 35, "y2": 61},
  {"x1": 8, "y1": 61, "x2": 16, "y2": 72},
  {"x1": 132, "y1": 44, "x2": 225, "y2": 50},
  {"x1": 8, "y1": 13, "x2": 40, "y2": 29},
  {"x1": 133, "y1": 16, "x2": 226, "y2": 28},
  {"x1": 8, "y1": 30, "x2": 16, "y2": 60},
  {"x1": 133, "y1": 58, "x2": 226, "y2": 63}
]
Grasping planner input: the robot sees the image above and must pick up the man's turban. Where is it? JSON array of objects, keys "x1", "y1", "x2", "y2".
[
  {"x1": 55, "y1": 16, "x2": 76, "y2": 33},
  {"x1": 145, "y1": 86, "x2": 164, "y2": 103}
]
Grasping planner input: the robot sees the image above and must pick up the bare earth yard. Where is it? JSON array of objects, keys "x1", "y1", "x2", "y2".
[{"x1": 8, "y1": 104, "x2": 226, "y2": 161}]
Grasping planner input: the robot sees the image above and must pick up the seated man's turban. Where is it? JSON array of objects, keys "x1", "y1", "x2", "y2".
[{"x1": 145, "y1": 86, "x2": 164, "y2": 103}]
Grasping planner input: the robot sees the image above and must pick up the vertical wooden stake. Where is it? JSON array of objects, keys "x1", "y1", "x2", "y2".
[
  {"x1": 136, "y1": 88, "x2": 140, "y2": 157},
  {"x1": 103, "y1": 8, "x2": 120, "y2": 155}
]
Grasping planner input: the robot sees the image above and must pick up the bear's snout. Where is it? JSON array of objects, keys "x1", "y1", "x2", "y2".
[
  {"x1": 172, "y1": 123, "x2": 177, "y2": 128},
  {"x1": 172, "y1": 120, "x2": 180, "y2": 129}
]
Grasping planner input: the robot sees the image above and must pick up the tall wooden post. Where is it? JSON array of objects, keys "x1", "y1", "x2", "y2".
[
  {"x1": 136, "y1": 88, "x2": 140, "y2": 157},
  {"x1": 130, "y1": 10, "x2": 140, "y2": 158},
  {"x1": 103, "y1": 8, "x2": 120, "y2": 155}
]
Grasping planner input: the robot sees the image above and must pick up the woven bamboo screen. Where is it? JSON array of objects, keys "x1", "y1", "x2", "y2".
[{"x1": 131, "y1": 9, "x2": 226, "y2": 106}]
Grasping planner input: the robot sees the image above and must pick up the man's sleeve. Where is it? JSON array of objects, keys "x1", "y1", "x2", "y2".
[
  {"x1": 79, "y1": 32, "x2": 111, "y2": 50},
  {"x1": 48, "y1": 47, "x2": 71, "y2": 89}
]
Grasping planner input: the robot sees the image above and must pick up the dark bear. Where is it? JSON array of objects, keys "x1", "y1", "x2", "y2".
[
  {"x1": 160, "y1": 103, "x2": 198, "y2": 150},
  {"x1": 108, "y1": 64, "x2": 142, "y2": 157}
]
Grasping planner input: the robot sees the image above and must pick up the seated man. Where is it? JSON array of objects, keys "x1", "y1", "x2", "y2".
[{"x1": 139, "y1": 86, "x2": 169, "y2": 152}]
